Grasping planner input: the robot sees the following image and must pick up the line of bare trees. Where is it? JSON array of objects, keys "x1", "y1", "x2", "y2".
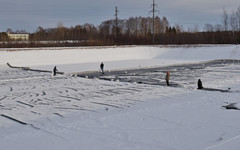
[
  {"x1": 1, "y1": 7, "x2": 240, "y2": 47},
  {"x1": 32, "y1": 16, "x2": 169, "y2": 43}
]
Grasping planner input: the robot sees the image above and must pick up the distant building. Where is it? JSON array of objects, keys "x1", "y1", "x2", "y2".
[{"x1": 7, "y1": 33, "x2": 29, "y2": 41}]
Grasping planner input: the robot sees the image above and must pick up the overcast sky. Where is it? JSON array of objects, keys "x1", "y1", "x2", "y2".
[{"x1": 0, "y1": 0, "x2": 239, "y2": 32}]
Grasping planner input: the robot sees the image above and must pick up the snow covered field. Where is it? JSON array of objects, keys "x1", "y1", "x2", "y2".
[{"x1": 1, "y1": 45, "x2": 240, "y2": 150}]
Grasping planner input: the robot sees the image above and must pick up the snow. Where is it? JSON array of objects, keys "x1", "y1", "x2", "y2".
[
  {"x1": 1, "y1": 45, "x2": 240, "y2": 72},
  {"x1": 1, "y1": 45, "x2": 240, "y2": 150}
]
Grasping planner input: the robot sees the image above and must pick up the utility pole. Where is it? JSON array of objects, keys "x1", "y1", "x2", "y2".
[
  {"x1": 150, "y1": 0, "x2": 158, "y2": 43},
  {"x1": 114, "y1": 6, "x2": 119, "y2": 41}
]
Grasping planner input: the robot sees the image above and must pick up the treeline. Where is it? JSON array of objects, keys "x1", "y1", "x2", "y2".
[
  {"x1": 29, "y1": 16, "x2": 169, "y2": 45},
  {"x1": 0, "y1": 16, "x2": 169, "y2": 47},
  {"x1": 1, "y1": 6, "x2": 240, "y2": 47},
  {"x1": 157, "y1": 31, "x2": 240, "y2": 44}
]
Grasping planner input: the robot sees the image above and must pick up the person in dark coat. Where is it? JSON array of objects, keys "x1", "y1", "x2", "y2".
[
  {"x1": 165, "y1": 71, "x2": 170, "y2": 86},
  {"x1": 100, "y1": 62, "x2": 104, "y2": 74},
  {"x1": 197, "y1": 79, "x2": 203, "y2": 89},
  {"x1": 53, "y1": 66, "x2": 58, "y2": 76}
]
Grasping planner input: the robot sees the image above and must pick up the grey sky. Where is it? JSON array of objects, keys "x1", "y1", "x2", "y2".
[{"x1": 0, "y1": 0, "x2": 239, "y2": 32}]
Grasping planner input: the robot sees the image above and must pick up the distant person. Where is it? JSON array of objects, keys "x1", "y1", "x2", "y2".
[
  {"x1": 165, "y1": 71, "x2": 170, "y2": 86},
  {"x1": 53, "y1": 66, "x2": 58, "y2": 76},
  {"x1": 197, "y1": 79, "x2": 203, "y2": 89},
  {"x1": 100, "y1": 62, "x2": 104, "y2": 74}
]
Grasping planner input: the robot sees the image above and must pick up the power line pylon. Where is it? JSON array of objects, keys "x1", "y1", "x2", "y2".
[
  {"x1": 150, "y1": 0, "x2": 159, "y2": 44},
  {"x1": 114, "y1": 6, "x2": 119, "y2": 40}
]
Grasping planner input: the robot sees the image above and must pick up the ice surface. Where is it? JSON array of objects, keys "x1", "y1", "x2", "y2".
[{"x1": 1, "y1": 45, "x2": 240, "y2": 150}]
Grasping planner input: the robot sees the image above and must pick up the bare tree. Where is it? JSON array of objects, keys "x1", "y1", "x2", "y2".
[
  {"x1": 222, "y1": 8, "x2": 229, "y2": 31},
  {"x1": 174, "y1": 24, "x2": 184, "y2": 33},
  {"x1": 214, "y1": 24, "x2": 223, "y2": 31},
  {"x1": 162, "y1": 17, "x2": 169, "y2": 33},
  {"x1": 56, "y1": 22, "x2": 65, "y2": 41},
  {"x1": 236, "y1": 6, "x2": 240, "y2": 31},
  {"x1": 229, "y1": 6, "x2": 240, "y2": 31},
  {"x1": 6, "y1": 28, "x2": 13, "y2": 33},
  {"x1": 204, "y1": 24, "x2": 214, "y2": 32},
  {"x1": 140, "y1": 17, "x2": 148, "y2": 38},
  {"x1": 230, "y1": 11, "x2": 237, "y2": 31}
]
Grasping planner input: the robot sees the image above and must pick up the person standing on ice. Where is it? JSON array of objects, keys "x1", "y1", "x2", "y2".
[
  {"x1": 165, "y1": 71, "x2": 170, "y2": 86},
  {"x1": 197, "y1": 79, "x2": 203, "y2": 89},
  {"x1": 100, "y1": 62, "x2": 104, "y2": 74},
  {"x1": 53, "y1": 66, "x2": 58, "y2": 76}
]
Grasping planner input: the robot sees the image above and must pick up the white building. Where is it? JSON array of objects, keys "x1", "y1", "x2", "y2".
[{"x1": 7, "y1": 33, "x2": 29, "y2": 41}]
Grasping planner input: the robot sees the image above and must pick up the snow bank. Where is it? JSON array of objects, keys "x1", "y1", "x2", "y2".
[
  {"x1": 1, "y1": 45, "x2": 240, "y2": 72},
  {"x1": 0, "y1": 46, "x2": 161, "y2": 66},
  {"x1": 158, "y1": 45, "x2": 240, "y2": 60}
]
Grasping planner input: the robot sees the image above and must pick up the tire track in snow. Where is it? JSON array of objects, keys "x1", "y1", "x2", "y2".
[
  {"x1": 65, "y1": 87, "x2": 78, "y2": 92},
  {"x1": 91, "y1": 102, "x2": 123, "y2": 109},
  {"x1": 16, "y1": 101, "x2": 34, "y2": 108},
  {"x1": 54, "y1": 107, "x2": 95, "y2": 112},
  {"x1": 60, "y1": 96, "x2": 82, "y2": 101},
  {"x1": 203, "y1": 134, "x2": 240, "y2": 150},
  {"x1": 1, "y1": 60, "x2": 240, "y2": 130},
  {"x1": 53, "y1": 113, "x2": 64, "y2": 118},
  {"x1": 0, "y1": 96, "x2": 7, "y2": 101},
  {"x1": 0, "y1": 114, "x2": 66, "y2": 140}
]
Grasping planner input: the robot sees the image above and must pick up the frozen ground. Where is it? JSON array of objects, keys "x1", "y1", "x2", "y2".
[{"x1": 1, "y1": 45, "x2": 240, "y2": 150}]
